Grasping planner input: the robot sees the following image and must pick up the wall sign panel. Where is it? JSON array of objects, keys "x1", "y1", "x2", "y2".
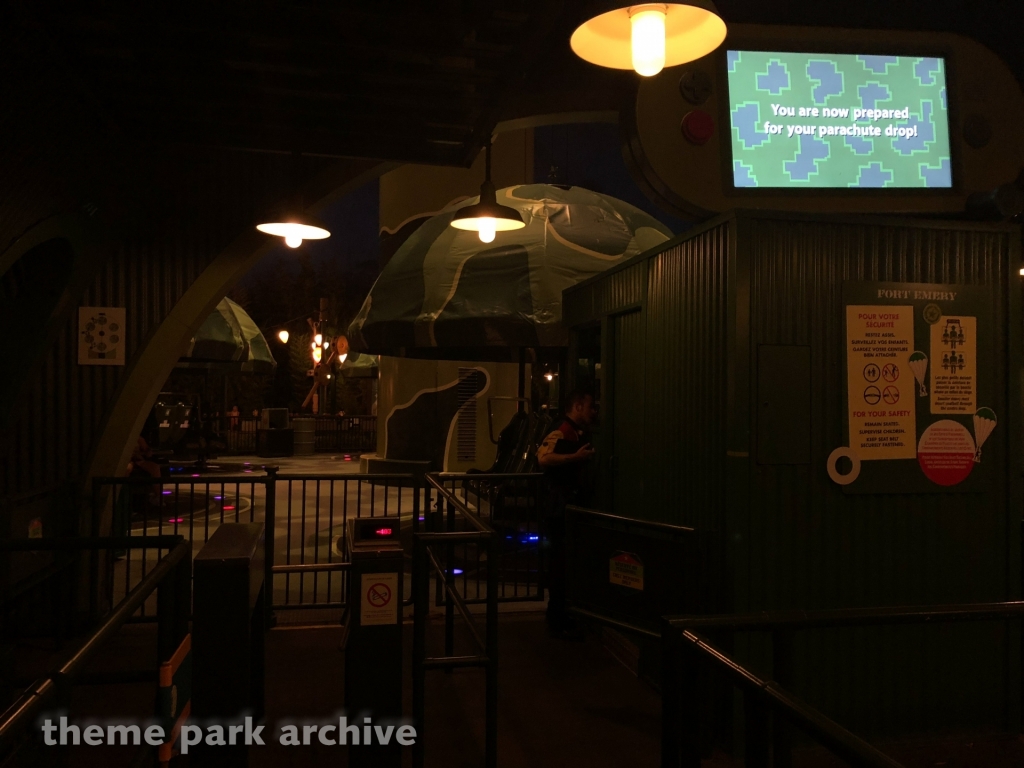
[{"x1": 839, "y1": 282, "x2": 994, "y2": 493}]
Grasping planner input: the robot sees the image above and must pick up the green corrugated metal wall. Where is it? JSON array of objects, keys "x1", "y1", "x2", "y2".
[{"x1": 563, "y1": 210, "x2": 1022, "y2": 738}]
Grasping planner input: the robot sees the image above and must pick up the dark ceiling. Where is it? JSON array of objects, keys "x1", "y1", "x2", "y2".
[
  {"x1": 8, "y1": 1, "x2": 1024, "y2": 171},
  {"x1": 18, "y1": 2, "x2": 566, "y2": 166}
]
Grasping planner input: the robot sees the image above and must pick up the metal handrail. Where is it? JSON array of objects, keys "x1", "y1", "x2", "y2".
[
  {"x1": 669, "y1": 628, "x2": 904, "y2": 768},
  {"x1": 565, "y1": 505, "x2": 696, "y2": 535},
  {"x1": 274, "y1": 472, "x2": 416, "y2": 482},
  {"x1": 424, "y1": 474, "x2": 494, "y2": 535},
  {"x1": 665, "y1": 601, "x2": 1024, "y2": 632},
  {"x1": 425, "y1": 547, "x2": 486, "y2": 653},
  {"x1": 0, "y1": 536, "x2": 184, "y2": 552},
  {"x1": 0, "y1": 538, "x2": 191, "y2": 758},
  {"x1": 413, "y1": 473, "x2": 500, "y2": 768},
  {"x1": 96, "y1": 475, "x2": 273, "y2": 485},
  {"x1": 660, "y1": 601, "x2": 1024, "y2": 768}
]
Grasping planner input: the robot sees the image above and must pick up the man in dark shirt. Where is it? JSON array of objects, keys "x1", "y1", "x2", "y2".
[{"x1": 536, "y1": 390, "x2": 596, "y2": 637}]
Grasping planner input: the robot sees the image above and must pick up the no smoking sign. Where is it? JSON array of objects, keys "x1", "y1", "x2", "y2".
[{"x1": 360, "y1": 572, "x2": 399, "y2": 626}]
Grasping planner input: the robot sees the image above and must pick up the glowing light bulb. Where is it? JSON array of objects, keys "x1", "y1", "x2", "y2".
[
  {"x1": 630, "y1": 7, "x2": 667, "y2": 77},
  {"x1": 313, "y1": 347, "x2": 322, "y2": 363},
  {"x1": 314, "y1": 334, "x2": 323, "y2": 346},
  {"x1": 277, "y1": 330, "x2": 289, "y2": 344},
  {"x1": 477, "y1": 217, "x2": 497, "y2": 243},
  {"x1": 545, "y1": 373, "x2": 554, "y2": 381},
  {"x1": 285, "y1": 234, "x2": 303, "y2": 248},
  {"x1": 339, "y1": 353, "x2": 348, "y2": 364}
]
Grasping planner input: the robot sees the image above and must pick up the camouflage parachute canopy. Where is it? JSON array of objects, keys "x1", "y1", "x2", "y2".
[
  {"x1": 181, "y1": 297, "x2": 276, "y2": 373},
  {"x1": 348, "y1": 184, "x2": 672, "y2": 359}
]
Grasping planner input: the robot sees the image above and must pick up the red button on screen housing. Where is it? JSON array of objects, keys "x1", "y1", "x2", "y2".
[{"x1": 681, "y1": 109, "x2": 715, "y2": 145}]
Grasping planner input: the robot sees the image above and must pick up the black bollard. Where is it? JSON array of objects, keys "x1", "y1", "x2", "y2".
[
  {"x1": 191, "y1": 523, "x2": 266, "y2": 768},
  {"x1": 345, "y1": 516, "x2": 404, "y2": 768}
]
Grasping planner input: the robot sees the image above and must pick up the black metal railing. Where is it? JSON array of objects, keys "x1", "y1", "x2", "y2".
[
  {"x1": 313, "y1": 415, "x2": 377, "y2": 452},
  {"x1": 0, "y1": 537, "x2": 191, "y2": 765},
  {"x1": 92, "y1": 470, "x2": 424, "y2": 623},
  {"x1": 427, "y1": 472, "x2": 546, "y2": 604},
  {"x1": 271, "y1": 472, "x2": 419, "y2": 613},
  {"x1": 92, "y1": 472, "x2": 270, "y2": 618},
  {"x1": 160, "y1": 413, "x2": 376, "y2": 457},
  {"x1": 205, "y1": 414, "x2": 261, "y2": 454},
  {"x1": 661, "y1": 602, "x2": 1024, "y2": 768},
  {"x1": 412, "y1": 475, "x2": 499, "y2": 768},
  {"x1": 91, "y1": 469, "x2": 546, "y2": 625}
]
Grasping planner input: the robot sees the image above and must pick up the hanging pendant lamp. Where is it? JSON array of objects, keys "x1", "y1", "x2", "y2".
[
  {"x1": 450, "y1": 138, "x2": 525, "y2": 243},
  {"x1": 570, "y1": 2, "x2": 727, "y2": 77},
  {"x1": 257, "y1": 212, "x2": 331, "y2": 249},
  {"x1": 257, "y1": 152, "x2": 332, "y2": 248}
]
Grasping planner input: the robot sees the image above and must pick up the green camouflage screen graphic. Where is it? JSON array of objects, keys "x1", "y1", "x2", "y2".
[{"x1": 727, "y1": 51, "x2": 952, "y2": 188}]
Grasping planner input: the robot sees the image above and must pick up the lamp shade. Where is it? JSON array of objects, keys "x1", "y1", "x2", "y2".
[
  {"x1": 570, "y1": 2, "x2": 726, "y2": 76},
  {"x1": 257, "y1": 211, "x2": 331, "y2": 248},
  {"x1": 450, "y1": 181, "x2": 525, "y2": 243}
]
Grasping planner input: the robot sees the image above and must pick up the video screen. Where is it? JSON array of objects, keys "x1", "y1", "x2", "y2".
[{"x1": 726, "y1": 51, "x2": 952, "y2": 189}]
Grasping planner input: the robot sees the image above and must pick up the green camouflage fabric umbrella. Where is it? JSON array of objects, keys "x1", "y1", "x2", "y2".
[
  {"x1": 349, "y1": 184, "x2": 672, "y2": 357},
  {"x1": 341, "y1": 351, "x2": 378, "y2": 378},
  {"x1": 183, "y1": 297, "x2": 276, "y2": 372}
]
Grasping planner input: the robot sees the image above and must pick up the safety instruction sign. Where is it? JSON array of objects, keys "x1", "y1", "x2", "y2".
[
  {"x1": 841, "y1": 282, "x2": 995, "y2": 494},
  {"x1": 360, "y1": 572, "x2": 399, "y2": 626},
  {"x1": 929, "y1": 316, "x2": 976, "y2": 414},
  {"x1": 609, "y1": 552, "x2": 643, "y2": 591},
  {"x1": 845, "y1": 305, "x2": 916, "y2": 459},
  {"x1": 917, "y1": 420, "x2": 976, "y2": 486}
]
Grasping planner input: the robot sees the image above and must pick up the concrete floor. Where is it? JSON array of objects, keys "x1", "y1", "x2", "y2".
[
  {"x1": 255, "y1": 611, "x2": 662, "y2": 768},
  {"x1": 9, "y1": 613, "x2": 1024, "y2": 768}
]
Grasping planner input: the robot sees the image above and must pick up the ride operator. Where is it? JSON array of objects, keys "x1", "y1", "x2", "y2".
[{"x1": 536, "y1": 389, "x2": 597, "y2": 638}]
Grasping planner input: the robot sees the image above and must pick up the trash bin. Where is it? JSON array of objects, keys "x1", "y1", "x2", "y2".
[{"x1": 293, "y1": 416, "x2": 315, "y2": 455}]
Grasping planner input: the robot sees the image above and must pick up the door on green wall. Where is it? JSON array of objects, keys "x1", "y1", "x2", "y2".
[{"x1": 610, "y1": 309, "x2": 645, "y2": 517}]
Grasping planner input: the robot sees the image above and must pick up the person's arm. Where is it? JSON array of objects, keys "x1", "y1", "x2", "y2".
[{"x1": 536, "y1": 431, "x2": 594, "y2": 467}]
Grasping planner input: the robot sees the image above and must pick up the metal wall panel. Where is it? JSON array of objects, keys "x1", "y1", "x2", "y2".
[
  {"x1": 565, "y1": 210, "x2": 1021, "y2": 737},
  {"x1": 0, "y1": 148, "x2": 332, "y2": 508},
  {"x1": 736, "y1": 213, "x2": 1021, "y2": 736},
  {"x1": 609, "y1": 309, "x2": 647, "y2": 515},
  {"x1": 642, "y1": 222, "x2": 732, "y2": 532},
  {"x1": 591, "y1": 261, "x2": 647, "y2": 317}
]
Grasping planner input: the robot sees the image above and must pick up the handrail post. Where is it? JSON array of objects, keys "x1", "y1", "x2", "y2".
[
  {"x1": 264, "y1": 467, "x2": 277, "y2": 629},
  {"x1": 773, "y1": 629, "x2": 795, "y2": 768},
  {"x1": 485, "y1": 530, "x2": 499, "y2": 768},
  {"x1": 412, "y1": 536, "x2": 428, "y2": 768},
  {"x1": 744, "y1": 693, "x2": 770, "y2": 768},
  {"x1": 444, "y1": 498, "x2": 455, "y2": 662},
  {"x1": 412, "y1": 477, "x2": 421, "y2": 534},
  {"x1": 661, "y1": 621, "x2": 681, "y2": 768},
  {"x1": 157, "y1": 552, "x2": 191, "y2": 662},
  {"x1": 678, "y1": 632, "x2": 702, "y2": 768}
]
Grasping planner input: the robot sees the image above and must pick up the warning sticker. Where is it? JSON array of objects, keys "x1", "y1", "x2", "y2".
[
  {"x1": 360, "y1": 572, "x2": 399, "y2": 626},
  {"x1": 609, "y1": 552, "x2": 643, "y2": 591},
  {"x1": 929, "y1": 316, "x2": 976, "y2": 414},
  {"x1": 846, "y1": 306, "x2": 916, "y2": 459},
  {"x1": 917, "y1": 420, "x2": 976, "y2": 486}
]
